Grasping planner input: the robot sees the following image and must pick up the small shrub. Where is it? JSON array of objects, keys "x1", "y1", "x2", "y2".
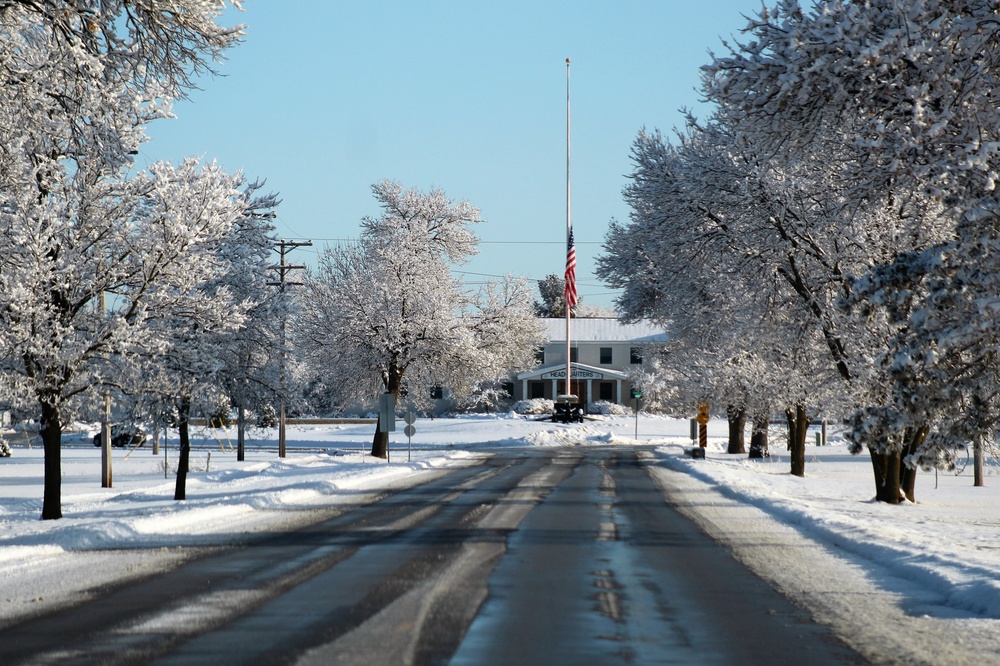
[
  {"x1": 256, "y1": 404, "x2": 278, "y2": 428},
  {"x1": 207, "y1": 400, "x2": 234, "y2": 427},
  {"x1": 513, "y1": 398, "x2": 554, "y2": 415},
  {"x1": 588, "y1": 401, "x2": 630, "y2": 416}
]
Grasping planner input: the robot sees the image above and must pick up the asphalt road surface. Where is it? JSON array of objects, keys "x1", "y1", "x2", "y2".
[{"x1": 0, "y1": 448, "x2": 868, "y2": 665}]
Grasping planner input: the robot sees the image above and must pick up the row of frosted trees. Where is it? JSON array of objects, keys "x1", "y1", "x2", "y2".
[
  {"x1": 1, "y1": 4, "x2": 543, "y2": 519},
  {"x1": 599, "y1": 0, "x2": 1000, "y2": 503},
  {"x1": 0, "y1": 2, "x2": 291, "y2": 519}
]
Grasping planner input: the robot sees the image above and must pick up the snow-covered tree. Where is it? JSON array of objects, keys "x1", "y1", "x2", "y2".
[
  {"x1": 0, "y1": 159, "x2": 271, "y2": 515},
  {"x1": 599, "y1": 123, "x2": 845, "y2": 476},
  {"x1": 844, "y1": 234, "x2": 1000, "y2": 491},
  {"x1": 132, "y1": 175, "x2": 278, "y2": 501},
  {"x1": 0, "y1": 1, "x2": 246, "y2": 519},
  {"x1": 211, "y1": 200, "x2": 283, "y2": 462},
  {"x1": 534, "y1": 274, "x2": 614, "y2": 318},
  {"x1": 698, "y1": 0, "x2": 1000, "y2": 502},
  {"x1": 599, "y1": 0, "x2": 995, "y2": 501},
  {"x1": 295, "y1": 181, "x2": 542, "y2": 458},
  {"x1": 535, "y1": 274, "x2": 568, "y2": 318}
]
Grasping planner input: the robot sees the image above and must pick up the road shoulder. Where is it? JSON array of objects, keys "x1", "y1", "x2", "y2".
[{"x1": 640, "y1": 452, "x2": 1000, "y2": 666}]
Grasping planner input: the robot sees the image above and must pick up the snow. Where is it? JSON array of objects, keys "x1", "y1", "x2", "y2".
[{"x1": 2, "y1": 414, "x2": 1000, "y2": 664}]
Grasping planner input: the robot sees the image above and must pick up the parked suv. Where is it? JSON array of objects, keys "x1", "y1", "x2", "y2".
[{"x1": 93, "y1": 426, "x2": 146, "y2": 448}]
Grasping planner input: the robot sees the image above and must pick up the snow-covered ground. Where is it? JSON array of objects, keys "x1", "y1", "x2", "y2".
[{"x1": 2, "y1": 414, "x2": 999, "y2": 664}]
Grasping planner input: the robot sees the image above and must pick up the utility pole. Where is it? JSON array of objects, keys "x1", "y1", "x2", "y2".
[
  {"x1": 268, "y1": 239, "x2": 312, "y2": 458},
  {"x1": 99, "y1": 277, "x2": 112, "y2": 488}
]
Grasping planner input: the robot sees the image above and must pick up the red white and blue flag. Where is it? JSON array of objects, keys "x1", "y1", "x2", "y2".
[{"x1": 564, "y1": 229, "x2": 578, "y2": 309}]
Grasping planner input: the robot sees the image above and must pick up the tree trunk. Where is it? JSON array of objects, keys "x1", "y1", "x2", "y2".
[
  {"x1": 370, "y1": 417, "x2": 388, "y2": 459},
  {"x1": 237, "y1": 400, "x2": 246, "y2": 462},
  {"x1": 786, "y1": 404, "x2": 807, "y2": 477},
  {"x1": 40, "y1": 394, "x2": 63, "y2": 520},
  {"x1": 900, "y1": 425, "x2": 928, "y2": 502},
  {"x1": 749, "y1": 411, "x2": 769, "y2": 459},
  {"x1": 869, "y1": 447, "x2": 903, "y2": 504},
  {"x1": 174, "y1": 396, "x2": 191, "y2": 501},
  {"x1": 974, "y1": 434, "x2": 984, "y2": 488},
  {"x1": 727, "y1": 405, "x2": 747, "y2": 454},
  {"x1": 866, "y1": 424, "x2": 927, "y2": 504}
]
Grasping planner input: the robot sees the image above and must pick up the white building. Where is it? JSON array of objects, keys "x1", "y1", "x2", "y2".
[{"x1": 512, "y1": 318, "x2": 667, "y2": 407}]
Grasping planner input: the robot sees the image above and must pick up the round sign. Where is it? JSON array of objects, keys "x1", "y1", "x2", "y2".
[
  {"x1": 404, "y1": 424, "x2": 416, "y2": 437},
  {"x1": 404, "y1": 411, "x2": 416, "y2": 425}
]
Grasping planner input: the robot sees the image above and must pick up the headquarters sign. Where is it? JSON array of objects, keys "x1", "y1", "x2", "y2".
[{"x1": 541, "y1": 368, "x2": 603, "y2": 380}]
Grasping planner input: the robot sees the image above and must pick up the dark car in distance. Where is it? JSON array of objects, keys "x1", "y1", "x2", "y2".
[{"x1": 93, "y1": 426, "x2": 146, "y2": 448}]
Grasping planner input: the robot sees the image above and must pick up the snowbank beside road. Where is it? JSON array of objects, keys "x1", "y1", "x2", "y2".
[{"x1": 646, "y1": 448, "x2": 1000, "y2": 665}]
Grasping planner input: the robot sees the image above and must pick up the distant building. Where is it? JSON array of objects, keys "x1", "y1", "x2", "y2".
[{"x1": 513, "y1": 318, "x2": 667, "y2": 407}]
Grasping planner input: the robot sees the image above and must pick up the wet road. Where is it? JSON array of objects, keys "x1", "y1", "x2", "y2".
[{"x1": 0, "y1": 448, "x2": 867, "y2": 665}]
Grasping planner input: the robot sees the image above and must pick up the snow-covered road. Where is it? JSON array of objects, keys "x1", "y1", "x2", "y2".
[{"x1": 1, "y1": 414, "x2": 998, "y2": 664}]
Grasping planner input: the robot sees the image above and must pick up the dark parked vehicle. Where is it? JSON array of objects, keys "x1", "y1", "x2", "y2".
[{"x1": 93, "y1": 426, "x2": 146, "y2": 448}]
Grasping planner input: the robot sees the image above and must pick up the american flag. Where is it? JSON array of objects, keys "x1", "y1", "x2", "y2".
[{"x1": 564, "y1": 229, "x2": 578, "y2": 308}]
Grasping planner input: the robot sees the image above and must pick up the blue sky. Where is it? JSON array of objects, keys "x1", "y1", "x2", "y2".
[{"x1": 141, "y1": 1, "x2": 759, "y2": 308}]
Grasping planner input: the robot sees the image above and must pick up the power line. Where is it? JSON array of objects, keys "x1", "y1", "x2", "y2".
[
  {"x1": 273, "y1": 212, "x2": 311, "y2": 240},
  {"x1": 257, "y1": 240, "x2": 620, "y2": 292},
  {"x1": 484, "y1": 240, "x2": 605, "y2": 245},
  {"x1": 275, "y1": 236, "x2": 603, "y2": 246},
  {"x1": 452, "y1": 269, "x2": 618, "y2": 290}
]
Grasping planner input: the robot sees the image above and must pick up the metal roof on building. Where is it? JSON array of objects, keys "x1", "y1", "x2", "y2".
[{"x1": 538, "y1": 318, "x2": 668, "y2": 343}]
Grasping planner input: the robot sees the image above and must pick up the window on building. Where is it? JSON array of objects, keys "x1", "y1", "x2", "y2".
[
  {"x1": 535, "y1": 347, "x2": 545, "y2": 364},
  {"x1": 430, "y1": 385, "x2": 444, "y2": 400},
  {"x1": 600, "y1": 347, "x2": 612, "y2": 365},
  {"x1": 599, "y1": 382, "x2": 614, "y2": 401},
  {"x1": 570, "y1": 347, "x2": 578, "y2": 363},
  {"x1": 530, "y1": 382, "x2": 545, "y2": 399},
  {"x1": 630, "y1": 347, "x2": 643, "y2": 364}
]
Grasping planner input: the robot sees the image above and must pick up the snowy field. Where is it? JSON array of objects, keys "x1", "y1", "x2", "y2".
[{"x1": 2, "y1": 414, "x2": 1000, "y2": 665}]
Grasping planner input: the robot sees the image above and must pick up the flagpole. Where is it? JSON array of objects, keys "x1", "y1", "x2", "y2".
[{"x1": 565, "y1": 57, "x2": 573, "y2": 402}]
